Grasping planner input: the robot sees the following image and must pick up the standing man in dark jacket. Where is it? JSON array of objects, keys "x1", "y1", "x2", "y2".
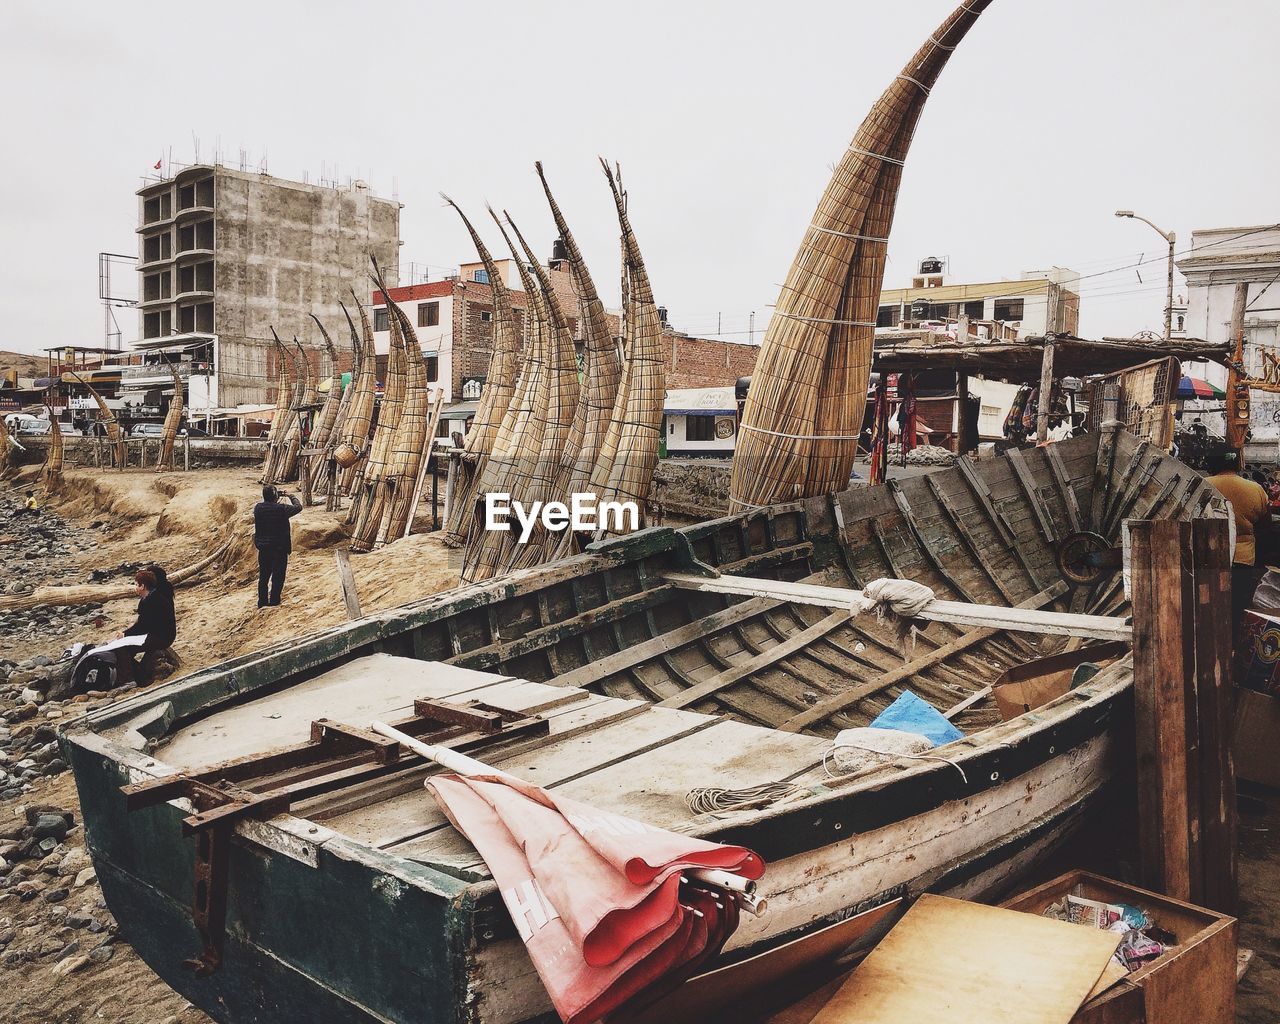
[{"x1": 254, "y1": 484, "x2": 303, "y2": 607}]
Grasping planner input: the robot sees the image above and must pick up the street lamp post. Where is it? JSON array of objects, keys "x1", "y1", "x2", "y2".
[{"x1": 1116, "y1": 210, "x2": 1176, "y2": 342}]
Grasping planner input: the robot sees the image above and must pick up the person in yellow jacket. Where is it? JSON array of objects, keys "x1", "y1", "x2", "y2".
[{"x1": 1205, "y1": 448, "x2": 1270, "y2": 636}]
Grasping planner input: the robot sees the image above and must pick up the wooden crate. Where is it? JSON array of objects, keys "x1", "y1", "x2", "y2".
[{"x1": 1000, "y1": 870, "x2": 1237, "y2": 1024}]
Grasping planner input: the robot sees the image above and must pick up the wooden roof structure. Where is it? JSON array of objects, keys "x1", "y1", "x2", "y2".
[{"x1": 871, "y1": 331, "x2": 1231, "y2": 381}]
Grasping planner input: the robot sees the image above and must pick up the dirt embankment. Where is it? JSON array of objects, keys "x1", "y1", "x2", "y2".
[{"x1": 10, "y1": 465, "x2": 460, "y2": 672}]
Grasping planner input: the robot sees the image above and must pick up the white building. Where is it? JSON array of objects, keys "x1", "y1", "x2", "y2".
[
  {"x1": 1177, "y1": 225, "x2": 1280, "y2": 442},
  {"x1": 663, "y1": 386, "x2": 738, "y2": 457},
  {"x1": 877, "y1": 262, "x2": 1082, "y2": 338}
]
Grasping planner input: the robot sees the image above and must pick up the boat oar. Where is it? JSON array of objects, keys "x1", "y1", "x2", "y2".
[{"x1": 369, "y1": 720, "x2": 760, "y2": 899}]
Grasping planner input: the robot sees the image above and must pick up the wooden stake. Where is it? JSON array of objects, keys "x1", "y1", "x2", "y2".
[
  {"x1": 334, "y1": 548, "x2": 362, "y2": 620},
  {"x1": 299, "y1": 455, "x2": 313, "y2": 507},
  {"x1": 1129, "y1": 519, "x2": 1194, "y2": 901}
]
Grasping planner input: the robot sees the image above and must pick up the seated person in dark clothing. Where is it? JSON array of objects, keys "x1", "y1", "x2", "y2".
[
  {"x1": 116, "y1": 567, "x2": 177, "y2": 686},
  {"x1": 254, "y1": 484, "x2": 303, "y2": 608}
]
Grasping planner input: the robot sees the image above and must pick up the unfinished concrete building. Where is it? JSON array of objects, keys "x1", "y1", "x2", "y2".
[{"x1": 134, "y1": 165, "x2": 401, "y2": 411}]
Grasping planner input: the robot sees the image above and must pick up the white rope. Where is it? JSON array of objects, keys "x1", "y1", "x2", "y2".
[
  {"x1": 846, "y1": 145, "x2": 905, "y2": 167},
  {"x1": 809, "y1": 225, "x2": 890, "y2": 244},
  {"x1": 928, "y1": 35, "x2": 956, "y2": 50},
  {"x1": 823, "y1": 741, "x2": 969, "y2": 785},
  {"x1": 739, "y1": 422, "x2": 864, "y2": 442},
  {"x1": 896, "y1": 74, "x2": 932, "y2": 94}
]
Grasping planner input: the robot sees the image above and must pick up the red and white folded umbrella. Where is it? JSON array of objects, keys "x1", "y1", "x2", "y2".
[{"x1": 372, "y1": 722, "x2": 765, "y2": 1024}]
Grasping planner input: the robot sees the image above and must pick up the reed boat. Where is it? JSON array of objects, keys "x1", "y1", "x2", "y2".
[{"x1": 62, "y1": 430, "x2": 1224, "y2": 1024}]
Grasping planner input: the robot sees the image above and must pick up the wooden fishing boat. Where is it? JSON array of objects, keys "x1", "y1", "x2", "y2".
[{"x1": 62, "y1": 430, "x2": 1223, "y2": 1024}]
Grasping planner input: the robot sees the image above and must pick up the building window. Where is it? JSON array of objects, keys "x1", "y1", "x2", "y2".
[
  {"x1": 686, "y1": 415, "x2": 716, "y2": 442},
  {"x1": 993, "y1": 298, "x2": 1025, "y2": 322},
  {"x1": 418, "y1": 301, "x2": 439, "y2": 328},
  {"x1": 876, "y1": 305, "x2": 899, "y2": 328},
  {"x1": 1177, "y1": 315, "x2": 1185, "y2": 332},
  {"x1": 426, "y1": 355, "x2": 439, "y2": 383},
  {"x1": 480, "y1": 310, "x2": 492, "y2": 323},
  {"x1": 964, "y1": 300, "x2": 984, "y2": 320},
  {"x1": 143, "y1": 233, "x2": 171, "y2": 264},
  {"x1": 473, "y1": 269, "x2": 490, "y2": 284},
  {"x1": 144, "y1": 272, "x2": 169, "y2": 302},
  {"x1": 375, "y1": 309, "x2": 390, "y2": 332}
]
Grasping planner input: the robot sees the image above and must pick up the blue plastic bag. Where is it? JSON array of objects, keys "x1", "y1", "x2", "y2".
[{"x1": 868, "y1": 690, "x2": 964, "y2": 747}]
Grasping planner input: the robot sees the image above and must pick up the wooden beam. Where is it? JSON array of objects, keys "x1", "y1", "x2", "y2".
[
  {"x1": 658, "y1": 610, "x2": 852, "y2": 710},
  {"x1": 780, "y1": 582, "x2": 1069, "y2": 731},
  {"x1": 661, "y1": 572, "x2": 1128, "y2": 641},
  {"x1": 334, "y1": 548, "x2": 362, "y2": 620},
  {"x1": 550, "y1": 596, "x2": 780, "y2": 690},
  {"x1": 1129, "y1": 519, "x2": 1193, "y2": 901}
]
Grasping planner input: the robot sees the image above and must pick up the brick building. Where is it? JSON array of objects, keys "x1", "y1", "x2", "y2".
[{"x1": 371, "y1": 257, "x2": 758, "y2": 403}]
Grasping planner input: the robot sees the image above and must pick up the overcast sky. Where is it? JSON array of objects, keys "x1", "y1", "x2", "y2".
[{"x1": 2, "y1": 0, "x2": 1276, "y2": 356}]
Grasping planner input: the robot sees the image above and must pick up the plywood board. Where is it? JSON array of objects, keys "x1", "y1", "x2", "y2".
[{"x1": 808, "y1": 895, "x2": 1119, "y2": 1024}]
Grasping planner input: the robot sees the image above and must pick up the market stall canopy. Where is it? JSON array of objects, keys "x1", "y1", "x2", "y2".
[{"x1": 872, "y1": 331, "x2": 1231, "y2": 382}]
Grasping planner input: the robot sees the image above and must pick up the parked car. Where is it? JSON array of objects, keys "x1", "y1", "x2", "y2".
[
  {"x1": 58, "y1": 421, "x2": 80, "y2": 436},
  {"x1": 130, "y1": 422, "x2": 211, "y2": 439}
]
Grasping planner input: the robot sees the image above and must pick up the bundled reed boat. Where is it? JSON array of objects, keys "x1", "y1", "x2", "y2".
[{"x1": 62, "y1": 430, "x2": 1224, "y2": 1024}]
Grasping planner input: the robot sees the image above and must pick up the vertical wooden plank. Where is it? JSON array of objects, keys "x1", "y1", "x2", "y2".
[
  {"x1": 1191, "y1": 518, "x2": 1238, "y2": 914},
  {"x1": 333, "y1": 548, "x2": 362, "y2": 620},
  {"x1": 1129, "y1": 519, "x2": 1193, "y2": 900}
]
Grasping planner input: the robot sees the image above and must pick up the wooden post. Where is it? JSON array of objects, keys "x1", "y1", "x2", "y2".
[
  {"x1": 184, "y1": 434, "x2": 190, "y2": 472},
  {"x1": 334, "y1": 548, "x2": 362, "y2": 620},
  {"x1": 442, "y1": 452, "x2": 458, "y2": 526},
  {"x1": 299, "y1": 455, "x2": 313, "y2": 507},
  {"x1": 1225, "y1": 282, "x2": 1250, "y2": 453},
  {"x1": 1036, "y1": 337, "x2": 1056, "y2": 444},
  {"x1": 1129, "y1": 519, "x2": 1194, "y2": 901},
  {"x1": 1190, "y1": 518, "x2": 1238, "y2": 913}
]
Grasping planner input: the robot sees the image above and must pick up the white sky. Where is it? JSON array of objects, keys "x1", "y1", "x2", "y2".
[{"x1": 2, "y1": 0, "x2": 1276, "y2": 355}]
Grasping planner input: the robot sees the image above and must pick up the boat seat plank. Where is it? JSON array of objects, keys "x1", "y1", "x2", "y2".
[{"x1": 147, "y1": 656, "x2": 528, "y2": 769}]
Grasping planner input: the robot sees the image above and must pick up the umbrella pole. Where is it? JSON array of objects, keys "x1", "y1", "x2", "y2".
[{"x1": 370, "y1": 720, "x2": 760, "y2": 897}]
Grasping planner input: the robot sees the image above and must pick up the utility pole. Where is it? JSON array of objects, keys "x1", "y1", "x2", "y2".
[{"x1": 1115, "y1": 210, "x2": 1176, "y2": 341}]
